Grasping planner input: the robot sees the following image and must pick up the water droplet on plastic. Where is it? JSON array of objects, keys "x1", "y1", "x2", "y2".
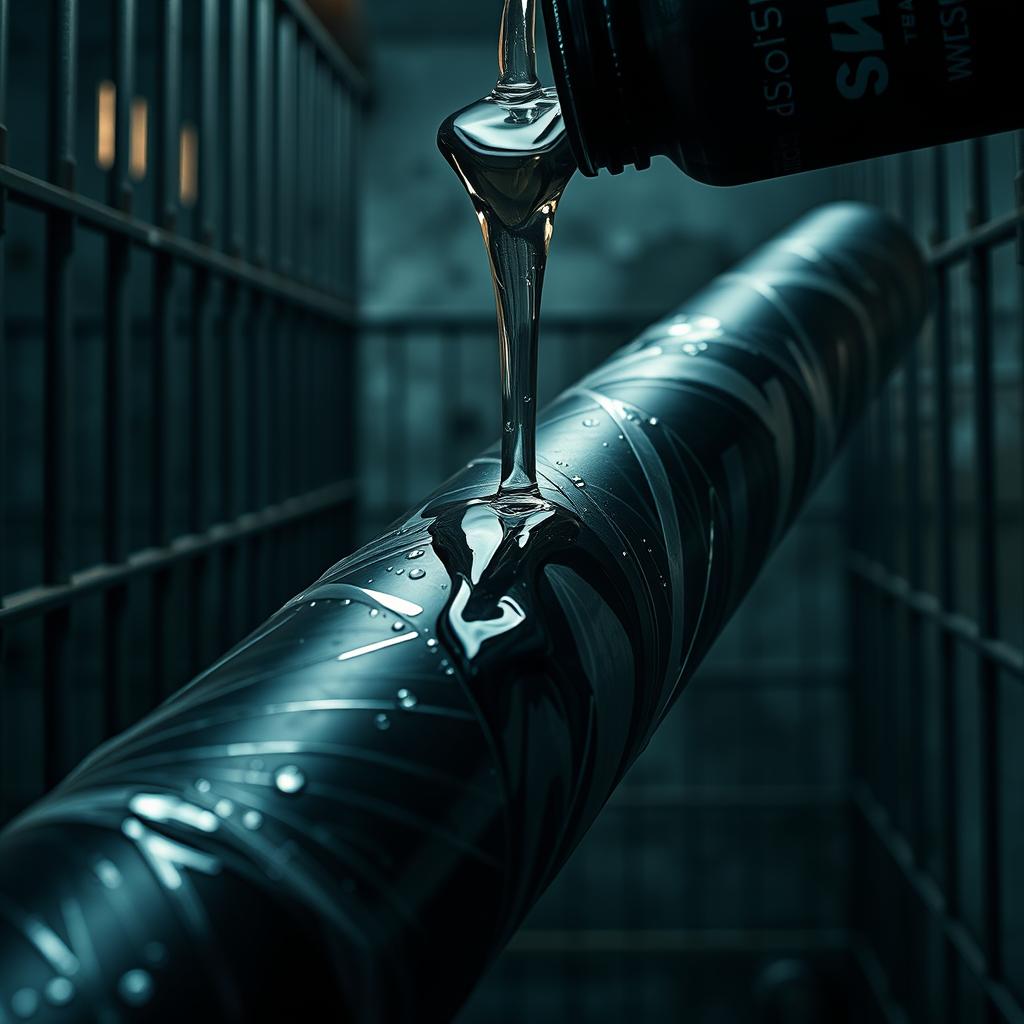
[
  {"x1": 274, "y1": 765, "x2": 306, "y2": 795},
  {"x1": 409, "y1": 568, "x2": 426, "y2": 580},
  {"x1": 342, "y1": 598, "x2": 351, "y2": 606},
  {"x1": 242, "y1": 810, "x2": 263, "y2": 830},
  {"x1": 392, "y1": 621, "x2": 406, "y2": 632},
  {"x1": 523, "y1": 395, "x2": 533, "y2": 403},
  {"x1": 396, "y1": 568, "x2": 405, "y2": 576},
  {"x1": 375, "y1": 713, "x2": 391, "y2": 731},
  {"x1": 398, "y1": 689, "x2": 418, "y2": 709},
  {"x1": 571, "y1": 476, "x2": 586, "y2": 488},
  {"x1": 445, "y1": 667, "x2": 455, "y2": 677},
  {"x1": 504, "y1": 421, "x2": 514, "y2": 433},
  {"x1": 648, "y1": 417, "x2": 659, "y2": 426},
  {"x1": 44, "y1": 978, "x2": 75, "y2": 1008},
  {"x1": 426, "y1": 638, "x2": 439, "y2": 650},
  {"x1": 582, "y1": 417, "x2": 599, "y2": 428},
  {"x1": 602, "y1": 442, "x2": 609, "y2": 448},
  {"x1": 618, "y1": 433, "x2": 625, "y2": 440},
  {"x1": 367, "y1": 578, "x2": 374, "y2": 584},
  {"x1": 407, "y1": 549, "x2": 425, "y2": 561},
  {"x1": 309, "y1": 601, "x2": 317, "y2": 608},
  {"x1": 622, "y1": 551, "x2": 628, "y2": 558},
  {"x1": 195, "y1": 778, "x2": 211, "y2": 794},
  {"x1": 214, "y1": 799, "x2": 233, "y2": 818},
  {"x1": 11, "y1": 989, "x2": 39, "y2": 1018},
  {"x1": 369, "y1": 608, "x2": 380, "y2": 618},
  {"x1": 118, "y1": 970, "x2": 153, "y2": 1008}
]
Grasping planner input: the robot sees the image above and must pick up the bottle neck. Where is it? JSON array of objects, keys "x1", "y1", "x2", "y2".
[{"x1": 542, "y1": 0, "x2": 670, "y2": 176}]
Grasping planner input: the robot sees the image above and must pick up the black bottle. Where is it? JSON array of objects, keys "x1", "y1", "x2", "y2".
[{"x1": 542, "y1": 0, "x2": 1023, "y2": 183}]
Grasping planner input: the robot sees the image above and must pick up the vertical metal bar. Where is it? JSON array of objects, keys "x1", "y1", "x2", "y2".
[
  {"x1": 42, "y1": 0, "x2": 78, "y2": 786},
  {"x1": 932, "y1": 144, "x2": 959, "y2": 1024},
  {"x1": 227, "y1": 0, "x2": 248, "y2": 258},
  {"x1": 901, "y1": 151, "x2": 926, "y2": 863},
  {"x1": 297, "y1": 38, "x2": 313, "y2": 284},
  {"x1": 198, "y1": 0, "x2": 219, "y2": 247},
  {"x1": 276, "y1": 15, "x2": 296, "y2": 281},
  {"x1": 271, "y1": 15, "x2": 296, "y2": 609},
  {"x1": 251, "y1": 0, "x2": 274, "y2": 624},
  {"x1": 0, "y1": 0, "x2": 9, "y2": 817},
  {"x1": 254, "y1": 0, "x2": 272, "y2": 268},
  {"x1": 221, "y1": 0, "x2": 249, "y2": 647},
  {"x1": 329, "y1": 78, "x2": 341, "y2": 294},
  {"x1": 102, "y1": 0, "x2": 136, "y2": 735},
  {"x1": 150, "y1": 0, "x2": 181, "y2": 702},
  {"x1": 966, "y1": 138, "x2": 1002, "y2": 998},
  {"x1": 187, "y1": 0, "x2": 219, "y2": 674},
  {"x1": 347, "y1": 97, "x2": 360, "y2": 302}
]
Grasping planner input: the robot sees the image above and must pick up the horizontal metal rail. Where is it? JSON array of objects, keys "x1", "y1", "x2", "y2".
[
  {"x1": 0, "y1": 480, "x2": 355, "y2": 628},
  {"x1": 0, "y1": 165, "x2": 356, "y2": 323},
  {"x1": 849, "y1": 554, "x2": 1024, "y2": 678}
]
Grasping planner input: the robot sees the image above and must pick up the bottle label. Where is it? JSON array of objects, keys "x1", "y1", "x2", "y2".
[{"x1": 727, "y1": 0, "x2": 1018, "y2": 181}]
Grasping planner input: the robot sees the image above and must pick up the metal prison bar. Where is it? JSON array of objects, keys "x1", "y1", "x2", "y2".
[
  {"x1": 843, "y1": 132, "x2": 1024, "y2": 1022},
  {"x1": 0, "y1": 1, "x2": 365, "y2": 820},
  {"x1": 0, "y1": 204, "x2": 926, "y2": 1020}
]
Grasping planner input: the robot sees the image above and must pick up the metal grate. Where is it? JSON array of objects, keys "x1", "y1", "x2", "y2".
[
  {"x1": 0, "y1": 0, "x2": 365, "y2": 821},
  {"x1": 843, "y1": 130, "x2": 1024, "y2": 1022}
]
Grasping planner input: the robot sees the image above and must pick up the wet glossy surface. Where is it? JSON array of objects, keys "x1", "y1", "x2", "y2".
[{"x1": 0, "y1": 205, "x2": 927, "y2": 1020}]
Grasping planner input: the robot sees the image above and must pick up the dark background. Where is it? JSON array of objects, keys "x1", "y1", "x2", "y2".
[{"x1": 0, "y1": 2, "x2": 1021, "y2": 1021}]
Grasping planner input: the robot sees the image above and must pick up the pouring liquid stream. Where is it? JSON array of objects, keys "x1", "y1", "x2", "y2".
[{"x1": 438, "y1": 0, "x2": 577, "y2": 499}]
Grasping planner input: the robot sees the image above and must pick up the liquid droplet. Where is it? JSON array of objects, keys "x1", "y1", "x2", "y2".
[
  {"x1": 648, "y1": 417, "x2": 659, "y2": 426},
  {"x1": 386, "y1": 566, "x2": 393, "y2": 572},
  {"x1": 504, "y1": 421, "x2": 514, "y2": 433},
  {"x1": 45, "y1": 977, "x2": 75, "y2": 1007},
  {"x1": 396, "y1": 568, "x2": 405, "y2": 576},
  {"x1": 342, "y1": 598, "x2": 351, "y2": 606},
  {"x1": 11, "y1": 989, "x2": 39, "y2": 1018},
  {"x1": 369, "y1": 608, "x2": 380, "y2": 618},
  {"x1": 426, "y1": 638, "x2": 439, "y2": 650},
  {"x1": 375, "y1": 713, "x2": 391, "y2": 731},
  {"x1": 571, "y1": 476, "x2": 586, "y2": 488},
  {"x1": 407, "y1": 549, "x2": 425, "y2": 561},
  {"x1": 582, "y1": 417, "x2": 600, "y2": 428},
  {"x1": 309, "y1": 601, "x2": 317, "y2": 608},
  {"x1": 118, "y1": 970, "x2": 153, "y2": 1008},
  {"x1": 445, "y1": 667, "x2": 456, "y2": 677},
  {"x1": 523, "y1": 395, "x2": 533, "y2": 404},
  {"x1": 242, "y1": 810, "x2": 263, "y2": 831},
  {"x1": 398, "y1": 689, "x2": 418, "y2": 709},
  {"x1": 274, "y1": 765, "x2": 306, "y2": 795},
  {"x1": 409, "y1": 568, "x2": 426, "y2": 580},
  {"x1": 214, "y1": 799, "x2": 233, "y2": 818},
  {"x1": 195, "y1": 778, "x2": 211, "y2": 793},
  {"x1": 392, "y1": 621, "x2": 406, "y2": 632},
  {"x1": 602, "y1": 442, "x2": 609, "y2": 448}
]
